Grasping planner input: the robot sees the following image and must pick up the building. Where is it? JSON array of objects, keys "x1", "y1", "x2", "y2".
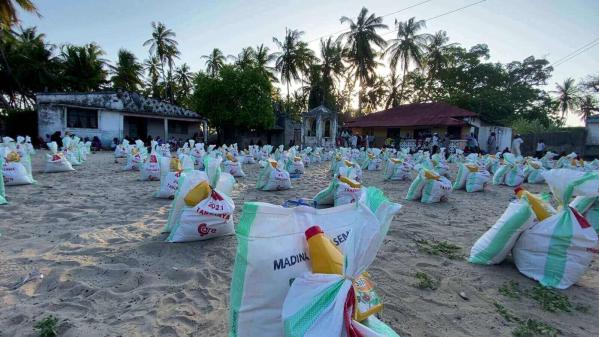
[
  {"x1": 36, "y1": 91, "x2": 207, "y2": 146},
  {"x1": 344, "y1": 102, "x2": 511, "y2": 153},
  {"x1": 302, "y1": 105, "x2": 338, "y2": 148}
]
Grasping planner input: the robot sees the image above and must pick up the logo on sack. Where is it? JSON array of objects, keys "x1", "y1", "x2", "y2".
[
  {"x1": 273, "y1": 252, "x2": 310, "y2": 271},
  {"x1": 197, "y1": 223, "x2": 216, "y2": 237}
]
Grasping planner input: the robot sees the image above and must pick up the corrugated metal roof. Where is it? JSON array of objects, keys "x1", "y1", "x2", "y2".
[{"x1": 345, "y1": 102, "x2": 477, "y2": 128}]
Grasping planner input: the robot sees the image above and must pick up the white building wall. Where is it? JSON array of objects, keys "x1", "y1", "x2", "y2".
[
  {"x1": 586, "y1": 123, "x2": 599, "y2": 145},
  {"x1": 478, "y1": 126, "x2": 512, "y2": 153},
  {"x1": 37, "y1": 104, "x2": 64, "y2": 139}
]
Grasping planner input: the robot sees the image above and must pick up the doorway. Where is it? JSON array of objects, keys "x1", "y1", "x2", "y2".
[{"x1": 124, "y1": 116, "x2": 148, "y2": 140}]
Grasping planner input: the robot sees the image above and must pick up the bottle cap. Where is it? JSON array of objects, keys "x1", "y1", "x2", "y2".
[
  {"x1": 514, "y1": 186, "x2": 524, "y2": 195},
  {"x1": 305, "y1": 226, "x2": 323, "y2": 240}
]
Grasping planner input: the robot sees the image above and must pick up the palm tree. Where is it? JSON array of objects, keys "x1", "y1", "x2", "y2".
[
  {"x1": 384, "y1": 17, "x2": 429, "y2": 104},
  {"x1": 174, "y1": 63, "x2": 193, "y2": 103},
  {"x1": 362, "y1": 75, "x2": 386, "y2": 112},
  {"x1": 423, "y1": 30, "x2": 456, "y2": 99},
  {"x1": 554, "y1": 78, "x2": 579, "y2": 119},
  {"x1": 60, "y1": 43, "x2": 108, "y2": 92},
  {"x1": 254, "y1": 43, "x2": 277, "y2": 81},
  {"x1": 0, "y1": 0, "x2": 38, "y2": 28},
  {"x1": 383, "y1": 69, "x2": 401, "y2": 109},
  {"x1": 201, "y1": 48, "x2": 226, "y2": 77},
  {"x1": 319, "y1": 37, "x2": 344, "y2": 106},
  {"x1": 144, "y1": 56, "x2": 162, "y2": 98},
  {"x1": 339, "y1": 7, "x2": 388, "y2": 113},
  {"x1": 111, "y1": 49, "x2": 143, "y2": 91},
  {"x1": 578, "y1": 95, "x2": 598, "y2": 122},
  {"x1": 273, "y1": 28, "x2": 308, "y2": 102},
  {"x1": 143, "y1": 22, "x2": 178, "y2": 101}
]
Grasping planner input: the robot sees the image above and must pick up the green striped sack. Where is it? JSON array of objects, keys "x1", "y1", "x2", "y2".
[
  {"x1": 229, "y1": 188, "x2": 401, "y2": 337},
  {"x1": 469, "y1": 199, "x2": 534, "y2": 265}
]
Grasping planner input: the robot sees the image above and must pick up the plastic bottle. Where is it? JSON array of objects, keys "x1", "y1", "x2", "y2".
[
  {"x1": 514, "y1": 186, "x2": 552, "y2": 221},
  {"x1": 305, "y1": 226, "x2": 343, "y2": 275},
  {"x1": 338, "y1": 175, "x2": 362, "y2": 189},
  {"x1": 304, "y1": 226, "x2": 383, "y2": 322},
  {"x1": 184, "y1": 181, "x2": 211, "y2": 206}
]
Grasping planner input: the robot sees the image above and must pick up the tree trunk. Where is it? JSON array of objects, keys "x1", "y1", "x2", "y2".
[{"x1": 398, "y1": 63, "x2": 407, "y2": 105}]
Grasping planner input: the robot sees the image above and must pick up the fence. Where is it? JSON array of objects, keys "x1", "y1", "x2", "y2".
[{"x1": 521, "y1": 128, "x2": 585, "y2": 156}]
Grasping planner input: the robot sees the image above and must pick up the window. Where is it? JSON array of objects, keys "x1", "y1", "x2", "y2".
[
  {"x1": 66, "y1": 107, "x2": 98, "y2": 129},
  {"x1": 168, "y1": 120, "x2": 189, "y2": 135}
]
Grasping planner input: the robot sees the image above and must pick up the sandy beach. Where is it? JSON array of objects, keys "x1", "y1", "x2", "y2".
[{"x1": 1, "y1": 151, "x2": 598, "y2": 337}]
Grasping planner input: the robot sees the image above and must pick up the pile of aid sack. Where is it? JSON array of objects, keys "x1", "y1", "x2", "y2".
[{"x1": 469, "y1": 169, "x2": 599, "y2": 289}]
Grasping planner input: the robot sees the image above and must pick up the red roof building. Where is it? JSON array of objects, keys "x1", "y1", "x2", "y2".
[{"x1": 343, "y1": 102, "x2": 480, "y2": 148}]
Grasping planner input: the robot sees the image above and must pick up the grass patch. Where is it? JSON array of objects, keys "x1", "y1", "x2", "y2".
[
  {"x1": 414, "y1": 239, "x2": 463, "y2": 260},
  {"x1": 498, "y1": 282, "x2": 583, "y2": 314},
  {"x1": 499, "y1": 281, "x2": 523, "y2": 299},
  {"x1": 414, "y1": 272, "x2": 437, "y2": 290},
  {"x1": 494, "y1": 302, "x2": 519, "y2": 323},
  {"x1": 528, "y1": 285, "x2": 571, "y2": 313},
  {"x1": 34, "y1": 316, "x2": 58, "y2": 337},
  {"x1": 512, "y1": 319, "x2": 561, "y2": 337},
  {"x1": 494, "y1": 303, "x2": 561, "y2": 337},
  {"x1": 574, "y1": 303, "x2": 591, "y2": 314}
]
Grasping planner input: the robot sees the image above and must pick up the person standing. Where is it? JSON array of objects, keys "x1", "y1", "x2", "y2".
[
  {"x1": 512, "y1": 134, "x2": 524, "y2": 157},
  {"x1": 535, "y1": 139, "x2": 546, "y2": 158},
  {"x1": 487, "y1": 132, "x2": 497, "y2": 154},
  {"x1": 351, "y1": 134, "x2": 357, "y2": 148}
]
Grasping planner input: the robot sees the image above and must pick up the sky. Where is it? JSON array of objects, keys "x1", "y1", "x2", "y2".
[{"x1": 17, "y1": 0, "x2": 599, "y2": 126}]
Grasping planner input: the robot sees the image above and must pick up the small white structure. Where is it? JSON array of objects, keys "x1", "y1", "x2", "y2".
[
  {"x1": 301, "y1": 105, "x2": 337, "y2": 148},
  {"x1": 36, "y1": 91, "x2": 207, "y2": 146},
  {"x1": 463, "y1": 116, "x2": 512, "y2": 153},
  {"x1": 586, "y1": 115, "x2": 599, "y2": 145}
]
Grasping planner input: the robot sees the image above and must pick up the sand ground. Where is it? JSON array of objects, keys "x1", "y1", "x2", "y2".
[{"x1": 0, "y1": 151, "x2": 597, "y2": 337}]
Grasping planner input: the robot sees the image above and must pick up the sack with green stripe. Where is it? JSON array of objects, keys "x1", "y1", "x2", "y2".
[
  {"x1": 229, "y1": 187, "x2": 401, "y2": 337},
  {"x1": 0, "y1": 155, "x2": 7, "y2": 204},
  {"x1": 405, "y1": 170, "x2": 426, "y2": 201},
  {"x1": 512, "y1": 169, "x2": 599, "y2": 289},
  {"x1": 469, "y1": 199, "x2": 535, "y2": 265},
  {"x1": 570, "y1": 196, "x2": 599, "y2": 233},
  {"x1": 280, "y1": 191, "x2": 402, "y2": 337},
  {"x1": 420, "y1": 174, "x2": 452, "y2": 204}
]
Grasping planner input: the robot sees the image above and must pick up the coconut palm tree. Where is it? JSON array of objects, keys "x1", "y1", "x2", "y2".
[
  {"x1": 339, "y1": 7, "x2": 387, "y2": 113},
  {"x1": 143, "y1": 22, "x2": 178, "y2": 102},
  {"x1": 174, "y1": 62, "x2": 193, "y2": 103},
  {"x1": 383, "y1": 69, "x2": 401, "y2": 109},
  {"x1": 0, "y1": 0, "x2": 38, "y2": 28},
  {"x1": 144, "y1": 56, "x2": 162, "y2": 98},
  {"x1": 273, "y1": 28, "x2": 309, "y2": 102},
  {"x1": 254, "y1": 44, "x2": 277, "y2": 81},
  {"x1": 111, "y1": 49, "x2": 143, "y2": 92},
  {"x1": 318, "y1": 37, "x2": 344, "y2": 106},
  {"x1": 384, "y1": 17, "x2": 429, "y2": 104},
  {"x1": 578, "y1": 95, "x2": 598, "y2": 122},
  {"x1": 554, "y1": 78, "x2": 579, "y2": 119},
  {"x1": 234, "y1": 47, "x2": 254, "y2": 69},
  {"x1": 201, "y1": 48, "x2": 226, "y2": 77},
  {"x1": 60, "y1": 43, "x2": 108, "y2": 92}
]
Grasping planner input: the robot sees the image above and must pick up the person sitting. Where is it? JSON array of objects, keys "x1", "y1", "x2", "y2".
[{"x1": 92, "y1": 136, "x2": 102, "y2": 151}]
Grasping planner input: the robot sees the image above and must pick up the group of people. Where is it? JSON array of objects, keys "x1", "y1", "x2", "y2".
[{"x1": 338, "y1": 130, "x2": 375, "y2": 149}]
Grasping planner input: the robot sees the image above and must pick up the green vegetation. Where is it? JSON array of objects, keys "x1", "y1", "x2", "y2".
[
  {"x1": 33, "y1": 316, "x2": 58, "y2": 337},
  {"x1": 494, "y1": 302, "x2": 561, "y2": 337},
  {"x1": 2, "y1": 3, "x2": 598, "y2": 134},
  {"x1": 512, "y1": 319, "x2": 561, "y2": 337},
  {"x1": 498, "y1": 282, "x2": 578, "y2": 314},
  {"x1": 414, "y1": 238, "x2": 463, "y2": 260},
  {"x1": 414, "y1": 272, "x2": 437, "y2": 290},
  {"x1": 494, "y1": 302, "x2": 519, "y2": 323},
  {"x1": 498, "y1": 280, "x2": 524, "y2": 299},
  {"x1": 191, "y1": 65, "x2": 275, "y2": 142},
  {"x1": 528, "y1": 285, "x2": 571, "y2": 313}
]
